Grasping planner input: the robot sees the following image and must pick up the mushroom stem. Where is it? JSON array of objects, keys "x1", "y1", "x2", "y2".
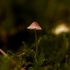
[{"x1": 35, "y1": 29, "x2": 38, "y2": 57}]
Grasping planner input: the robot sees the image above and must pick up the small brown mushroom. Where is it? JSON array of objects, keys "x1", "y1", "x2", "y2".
[
  {"x1": 27, "y1": 21, "x2": 42, "y2": 30},
  {"x1": 27, "y1": 21, "x2": 42, "y2": 57}
]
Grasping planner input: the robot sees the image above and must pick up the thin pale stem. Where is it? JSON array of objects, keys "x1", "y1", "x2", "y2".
[
  {"x1": 0, "y1": 48, "x2": 7, "y2": 56},
  {"x1": 35, "y1": 29, "x2": 38, "y2": 57}
]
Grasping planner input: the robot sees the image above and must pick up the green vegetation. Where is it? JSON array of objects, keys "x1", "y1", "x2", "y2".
[
  {"x1": 0, "y1": 0, "x2": 70, "y2": 70},
  {"x1": 0, "y1": 34, "x2": 70, "y2": 70}
]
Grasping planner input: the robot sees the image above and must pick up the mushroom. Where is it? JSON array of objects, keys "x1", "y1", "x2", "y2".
[{"x1": 27, "y1": 21, "x2": 42, "y2": 56}]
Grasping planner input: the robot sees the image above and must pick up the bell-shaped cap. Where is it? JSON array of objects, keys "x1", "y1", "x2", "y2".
[{"x1": 27, "y1": 22, "x2": 42, "y2": 30}]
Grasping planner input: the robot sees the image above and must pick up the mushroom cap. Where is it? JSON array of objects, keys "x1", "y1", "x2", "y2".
[
  {"x1": 27, "y1": 22, "x2": 42, "y2": 30},
  {"x1": 53, "y1": 24, "x2": 69, "y2": 35}
]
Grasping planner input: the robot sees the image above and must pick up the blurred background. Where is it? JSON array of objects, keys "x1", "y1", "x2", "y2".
[{"x1": 0, "y1": 0, "x2": 70, "y2": 52}]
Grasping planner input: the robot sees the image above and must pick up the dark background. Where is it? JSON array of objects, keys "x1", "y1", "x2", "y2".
[{"x1": 0, "y1": 0, "x2": 70, "y2": 52}]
